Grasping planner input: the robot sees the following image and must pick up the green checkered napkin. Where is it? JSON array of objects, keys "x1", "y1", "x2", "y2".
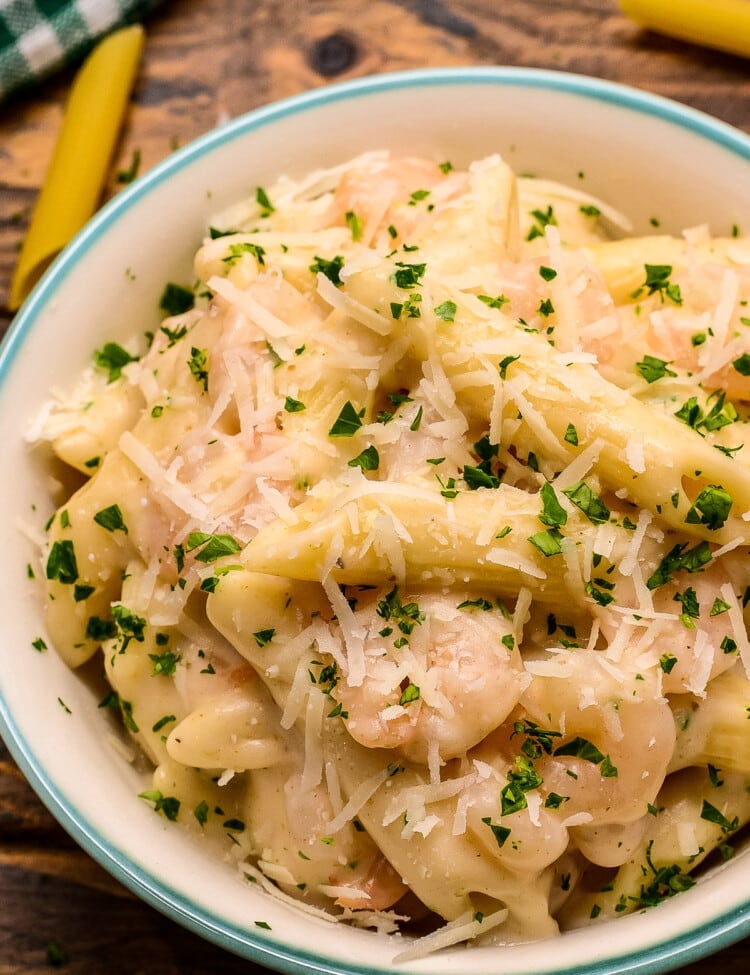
[{"x1": 0, "y1": 0, "x2": 163, "y2": 102}]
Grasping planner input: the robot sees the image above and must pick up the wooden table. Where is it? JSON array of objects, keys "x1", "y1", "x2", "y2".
[{"x1": 2, "y1": 1, "x2": 750, "y2": 971}]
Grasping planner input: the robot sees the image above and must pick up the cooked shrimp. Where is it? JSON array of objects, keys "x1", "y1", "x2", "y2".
[
  {"x1": 518, "y1": 649, "x2": 675, "y2": 824},
  {"x1": 582, "y1": 259, "x2": 750, "y2": 401},
  {"x1": 243, "y1": 757, "x2": 405, "y2": 912},
  {"x1": 333, "y1": 588, "x2": 526, "y2": 764}
]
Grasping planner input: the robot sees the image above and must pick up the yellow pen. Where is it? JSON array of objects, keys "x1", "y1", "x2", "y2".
[
  {"x1": 9, "y1": 25, "x2": 144, "y2": 311},
  {"x1": 620, "y1": 0, "x2": 750, "y2": 58}
]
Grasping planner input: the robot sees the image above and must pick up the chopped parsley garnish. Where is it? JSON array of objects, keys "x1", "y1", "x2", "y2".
[
  {"x1": 710, "y1": 597, "x2": 731, "y2": 616},
  {"x1": 224, "y1": 242, "x2": 267, "y2": 267},
  {"x1": 659, "y1": 653, "x2": 678, "y2": 674},
  {"x1": 152, "y1": 714, "x2": 176, "y2": 733},
  {"x1": 345, "y1": 209, "x2": 363, "y2": 241},
  {"x1": 539, "y1": 482, "x2": 568, "y2": 528},
  {"x1": 86, "y1": 616, "x2": 118, "y2": 641},
  {"x1": 116, "y1": 148, "x2": 141, "y2": 184},
  {"x1": 526, "y1": 205, "x2": 557, "y2": 241},
  {"x1": 646, "y1": 540, "x2": 713, "y2": 590},
  {"x1": 438, "y1": 160, "x2": 453, "y2": 174},
  {"x1": 186, "y1": 531, "x2": 242, "y2": 563},
  {"x1": 554, "y1": 737, "x2": 618, "y2": 777},
  {"x1": 700, "y1": 799, "x2": 738, "y2": 835},
  {"x1": 376, "y1": 587, "x2": 424, "y2": 637},
  {"x1": 633, "y1": 264, "x2": 683, "y2": 305},
  {"x1": 93, "y1": 342, "x2": 138, "y2": 383},
  {"x1": 31, "y1": 637, "x2": 47, "y2": 652},
  {"x1": 478, "y1": 293, "x2": 509, "y2": 310},
  {"x1": 539, "y1": 265, "x2": 557, "y2": 281},
  {"x1": 310, "y1": 254, "x2": 345, "y2": 285},
  {"x1": 410, "y1": 405, "x2": 423, "y2": 431},
  {"x1": 253, "y1": 628, "x2": 275, "y2": 647},
  {"x1": 112, "y1": 605, "x2": 147, "y2": 650},
  {"x1": 46, "y1": 540, "x2": 78, "y2": 584},
  {"x1": 561, "y1": 481, "x2": 610, "y2": 525},
  {"x1": 149, "y1": 651, "x2": 180, "y2": 677},
  {"x1": 139, "y1": 789, "x2": 180, "y2": 821},
  {"x1": 457, "y1": 597, "x2": 493, "y2": 611},
  {"x1": 159, "y1": 282, "x2": 194, "y2": 316},
  {"x1": 675, "y1": 392, "x2": 738, "y2": 435},
  {"x1": 498, "y1": 354, "x2": 520, "y2": 379},
  {"x1": 481, "y1": 816, "x2": 511, "y2": 848},
  {"x1": 564, "y1": 423, "x2": 578, "y2": 446},
  {"x1": 391, "y1": 261, "x2": 426, "y2": 289},
  {"x1": 256, "y1": 186, "x2": 275, "y2": 216},
  {"x1": 187, "y1": 346, "x2": 209, "y2": 391},
  {"x1": 284, "y1": 395, "x2": 306, "y2": 413},
  {"x1": 528, "y1": 528, "x2": 564, "y2": 557},
  {"x1": 685, "y1": 484, "x2": 732, "y2": 531},
  {"x1": 434, "y1": 300, "x2": 457, "y2": 322},
  {"x1": 538, "y1": 297, "x2": 555, "y2": 317},
  {"x1": 732, "y1": 353, "x2": 750, "y2": 376},
  {"x1": 399, "y1": 681, "x2": 421, "y2": 705},
  {"x1": 93, "y1": 504, "x2": 128, "y2": 534},
  {"x1": 328, "y1": 401, "x2": 364, "y2": 437},
  {"x1": 463, "y1": 464, "x2": 500, "y2": 490},
  {"x1": 579, "y1": 204, "x2": 601, "y2": 217},
  {"x1": 348, "y1": 445, "x2": 379, "y2": 471},
  {"x1": 500, "y1": 756, "x2": 543, "y2": 816},
  {"x1": 636, "y1": 355, "x2": 677, "y2": 383},
  {"x1": 511, "y1": 719, "x2": 562, "y2": 758}
]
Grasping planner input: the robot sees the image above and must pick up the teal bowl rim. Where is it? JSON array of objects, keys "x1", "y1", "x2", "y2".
[{"x1": 2, "y1": 65, "x2": 750, "y2": 975}]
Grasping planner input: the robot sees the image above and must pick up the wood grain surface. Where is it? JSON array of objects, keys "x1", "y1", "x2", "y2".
[{"x1": 2, "y1": 1, "x2": 750, "y2": 972}]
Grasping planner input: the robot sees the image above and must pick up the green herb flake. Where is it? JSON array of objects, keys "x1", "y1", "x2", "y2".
[
  {"x1": 564, "y1": 423, "x2": 578, "y2": 446},
  {"x1": 700, "y1": 799, "x2": 738, "y2": 835},
  {"x1": 139, "y1": 789, "x2": 180, "y2": 822},
  {"x1": 478, "y1": 293, "x2": 509, "y2": 310},
  {"x1": 93, "y1": 342, "x2": 138, "y2": 383},
  {"x1": 348, "y1": 445, "x2": 380, "y2": 471},
  {"x1": 159, "y1": 282, "x2": 194, "y2": 316},
  {"x1": 539, "y1": 482, "x2": 568, "y2": 528},
  {"x1": 224, "y1": 241, "x2": 266, "y2": 266},
  {"x1": 434, "y1": 299, "x2": 457, "y2": 322},
  {"x1": 498, "y1": 354, "x2": 520, "y2": 380},
  {"x1": 149, "y1": 651, "x2": 180, "y2": 677},
  {"x1": 253, "y1": 628, "x2": 276, "y2": 647},
  {"x1": 636, "y1": 354, "x2": 677, "y2": 383},
  {"x1": 31, "y1": 637, "x2": 47, "y2": 652},
  {"x1": 399, "y1": 682, "x2": 421, "y2": 705},
  {"x1": 93, "y1": 504, "x2": 128, "y2": 534},
  {"x1": 328, "y1": 401, "x2": 364, "y2": 437},
  {"x1": 685, "y1": 484, "x2": 733, "y2": 531},
  {"x1": 194, "y1": 799, "x2": 209, "y2": 826},
  {"x1": 579, "y1": 204, "x2": 601, "y2": 217},
  {"x1": 659, "y1": 653, "x2": 678, "y2": 674},
  {"x1": 152, "y1": 714, "x2": 177, "y2": 733},
  {"x1": 284, "y1": 395, "x2": 306, "y2": 413},
  {"x1": 562, "y1": 481, "x2": 610, "y2": 525},
  {"x1": 710, "y1": 597, "x2": 731, "y2": 616},
  {"x1": 186, "y1": 531, "x2": 242, "y2": 563},
  {"x1": 528, "y1": 528, "x2": 564, "y2": 557},
  {"x1": 732, "y1": 353, "x2": 750, "y2": 376},
  {"x1": 46, "y1": 540, "x2": 78, "y2": 585},
  {"x1": 310, "y1": 254, "x2": 345, "y2": 285},
  {"x1": 481, "y1": 816, "x2": 511, "y2": 849},
  {"x1": 187, "y1": 346, "x2": 209, "y2": 391},
  {"x1": 256, "y1": 186, "x2": 275, "y2": 216},
  {"x1": 539, "y1": 265, "x2": 558, "y2": 281}
]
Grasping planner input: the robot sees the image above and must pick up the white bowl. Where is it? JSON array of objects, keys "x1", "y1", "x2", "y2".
[{"x1": 2, "y1": 67, "x2": 750, "y2": 975}]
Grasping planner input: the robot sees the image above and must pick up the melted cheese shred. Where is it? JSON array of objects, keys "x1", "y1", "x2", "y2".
[{"x1": 35, "y1": 150, "x2": 750, "y2": 959}]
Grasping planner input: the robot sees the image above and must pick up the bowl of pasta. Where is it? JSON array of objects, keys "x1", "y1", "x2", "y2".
[{"x1": 2, "y1": 66, "x2": 750, "y2": 975}]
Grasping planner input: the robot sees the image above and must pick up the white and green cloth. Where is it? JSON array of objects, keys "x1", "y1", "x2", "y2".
[{"x1": 0, "y1": 0, "x2": 162, "y2": 101}]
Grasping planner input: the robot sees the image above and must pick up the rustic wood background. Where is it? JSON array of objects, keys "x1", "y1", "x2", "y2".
[{"x1": 2, "y1": 0, "x2": 750, "y2": 972}]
